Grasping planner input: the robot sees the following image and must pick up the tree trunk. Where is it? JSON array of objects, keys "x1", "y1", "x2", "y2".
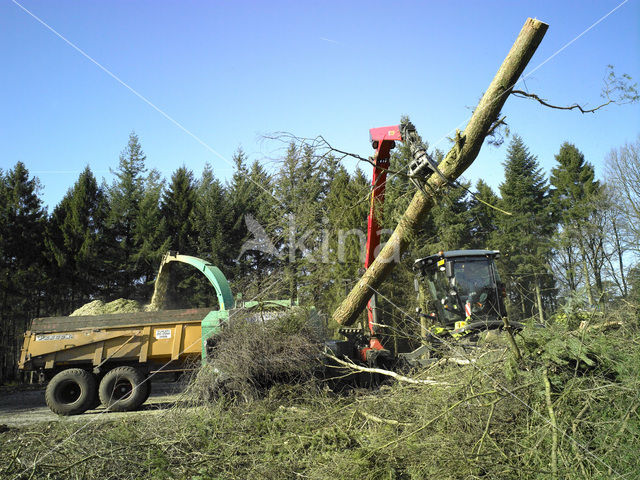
[
  {"x1": 333, "y1": 17, "x2": 549, "y2": 326},
  {"x1": 578, "y1": 238, "x2": 595, "y2": 306},
  {"x1": 566, "y1": 245, "x2": 577, "y2": 292},
  {"x1": 612, "y1": 219, "x2": 628, "y2": 297},
  {"x1": 535, "y1": 274, "x2": 545, "y2": 324}
]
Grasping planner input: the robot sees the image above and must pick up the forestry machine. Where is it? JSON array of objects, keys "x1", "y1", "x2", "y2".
[{"x1": 333, "y1": 122, "x2": 509, "y2": 366}]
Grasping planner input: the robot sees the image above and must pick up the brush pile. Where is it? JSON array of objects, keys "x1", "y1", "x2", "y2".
[{"x1": 187, "y1": 308, "x2": 323, "y2": 402}]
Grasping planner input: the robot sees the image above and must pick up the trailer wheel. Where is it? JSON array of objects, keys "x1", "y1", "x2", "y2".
[
  {"x1": 45, "y1": 369, "x2": 97, "y2": 416},
  {"x1": 99, "y1": 366, "x2": 149, "y2": 412}
]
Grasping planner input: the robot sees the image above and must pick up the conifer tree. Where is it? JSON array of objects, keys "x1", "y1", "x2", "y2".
[
  {"x1": 192, "y1": 163, "x2": 226, "y2": 265},
  {"x1": 106, "y1": 132, "x2": 150, "y2": 299},
  {"x1": 159, "y1": 166, "x2": 198, "y2": 307},
  {"x1": 0, "y1": 163, "x2": 46, "y2": 381},
  {"x1": 468, "y1": 179, "x2": 499, "y2": 249},
  {"x1": 45, "y1": 166, "x2": 108, "y2": 311},
  {"x1": 312, "y1": 166, "x2": 369, "y2": 314},
  {"x1": 429, "y1": 182, "x2": 472, "y2": 252},
  {"x1": 190, "y1": 163, "x2": 227, "y2": 306},
  {"x1": 162, "y1": 166, "x2": 197, "y2": 253},
  {"x1": 225, "y1": 149, "x2": 276, "y2": 296},
  {"x1": 271, "y1": 143, "x2": 331, "y2": 302},
  {"x1": 493, "y1": 135, "x2": 555, "y2": 321},
  {"x1": 550, "y1": 142, "x2": 601, "y2": 303},
  {"x1": 132, "y1": 168, "x2": 168, "y2": 297}
]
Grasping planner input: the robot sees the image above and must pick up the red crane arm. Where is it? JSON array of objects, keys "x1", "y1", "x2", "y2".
[{"x1": 361, "y1": 125, "x2": 402, "y2": 361}]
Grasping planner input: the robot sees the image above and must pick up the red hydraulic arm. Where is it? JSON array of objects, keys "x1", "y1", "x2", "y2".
[{"x1": 361, "y1": 125, "x2": 402, "y2": 362}]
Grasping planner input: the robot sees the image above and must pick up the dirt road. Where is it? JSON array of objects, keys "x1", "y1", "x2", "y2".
[{"x1": 0, "y1": 380, "x2": 188, "y2": 427}]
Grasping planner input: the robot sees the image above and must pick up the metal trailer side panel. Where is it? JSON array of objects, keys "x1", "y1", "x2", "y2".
[
  {"x1": 29, "y1": 308, "x2": 213, "y2": 333},
  {"x1": 19, "y1": 317, "x2": 205, "y2": 372}
]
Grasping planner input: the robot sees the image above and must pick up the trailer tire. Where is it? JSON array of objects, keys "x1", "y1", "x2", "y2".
[
  {"x1": 45, "y1": 369, "x2": 97, "y2": 416},
  {"x1": 99, "y1": 366, "x2": 149, "y2": 412}
]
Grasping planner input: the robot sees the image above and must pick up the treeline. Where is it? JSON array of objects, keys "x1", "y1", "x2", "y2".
[{"x1": 1, "y1": 131, "x2": 639, "y2": 382}]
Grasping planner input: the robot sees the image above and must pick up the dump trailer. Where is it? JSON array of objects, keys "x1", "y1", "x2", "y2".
[
  {"x1": 19, "y1": 308, "x2": 223, "y2": 415},
  {"x1": 18, "y1": 252, "x2": 295, "y2": 416}
]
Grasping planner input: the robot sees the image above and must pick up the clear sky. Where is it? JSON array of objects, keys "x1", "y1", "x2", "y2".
[{"x1": 2, "y1": 0, "x2": 639, "y2": 210}]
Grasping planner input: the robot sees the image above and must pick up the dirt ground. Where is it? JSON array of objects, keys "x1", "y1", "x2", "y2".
[{"x1": 0, "y1": 379, "x2": 188, "y2": 428}]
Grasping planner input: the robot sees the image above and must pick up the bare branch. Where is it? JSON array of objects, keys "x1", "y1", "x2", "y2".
[
  {"x1": 325, "y1": 353, "x2": 451, "y2": 386},
  {"x1": 511, "y1": 90, "x2": 614, "y2": 113},
  {"x1": 511, "y1": 65, "x2": 639, "y2": 114}
]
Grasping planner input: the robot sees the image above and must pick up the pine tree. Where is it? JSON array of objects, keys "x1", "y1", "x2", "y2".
[
  {"x1": 159, "y1": 166, "x2": 198, "y2": 308},
  {"x1": 106, "y1": 132, "x2": 149, "y2": 299},
  {"x1": 190, "y1": 163, "x2": 227, "y2": 307},
  {"x1": 271, "y1": 143, "x2": 331, "y2": 302},
  {"x1": 430, "y1": 182, "x2": 472, "y2": 252},
  {"x1": 468, "y1": 179, "x2": 499, "y2": 249},
  {"x1": 550, "y1": 142, "x2": 602, "y2": 304},
  {"x1": 162, "y1": 166, "x2": 197, "y2": 253},
  {"x1": 493, "y1": 135, "x2": 555, "y2": 321},
  {"x1": 313, "y1": 166, "x2": 369, "y2": 315},
  {"x1": 0, "y1": 163, "x2": 46, "y2": 382},
  {"x1": 192, "y1": 163, "x2": 226, "y2": 264},
  {"x1": 132, "y1": 168, "x2": 168, "y2": 298},
  {"x1": 224, "y1": 149, "x2": 276, "y2": 296},
  {"x1": 45, "y1": 166, "x2": 108, "y2": 311}
]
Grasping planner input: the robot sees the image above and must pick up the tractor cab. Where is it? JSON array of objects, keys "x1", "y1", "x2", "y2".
[{"x1": 413, "y1": 250, "x2": 506, "y2": 334}]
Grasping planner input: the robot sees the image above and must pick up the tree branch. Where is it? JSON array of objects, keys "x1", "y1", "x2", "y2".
[
  {"x1": 325, "y1": 353, "x2": 451, "y2": 386},
  {"x1": 511, "y1": 90, "x2": 614, "y2": 113}
]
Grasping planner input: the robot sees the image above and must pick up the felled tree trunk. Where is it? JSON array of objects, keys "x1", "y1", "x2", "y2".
[{"x1": 333, "y1": 18, "x2": 549, "y2": 327}]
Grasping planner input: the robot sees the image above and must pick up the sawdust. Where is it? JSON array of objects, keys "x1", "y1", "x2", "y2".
[
  {"x1": 69, "y1": 260, "x2": 170, "y2": 316},
  {"x1": 69, "y1": 299, "x2": 144, "y2": 316},
  {"x1": 147, "y1": 261, "x2": 172, "y2": 312}
]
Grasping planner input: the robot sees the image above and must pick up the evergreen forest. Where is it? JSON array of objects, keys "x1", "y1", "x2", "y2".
[{"x1": 1, "y1": 131, "x2": 639, "y2": 383}]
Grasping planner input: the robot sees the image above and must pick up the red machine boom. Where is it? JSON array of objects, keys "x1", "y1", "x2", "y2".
[{"x1": 361, "y1": 125, "x2": 402, "y2": 362}]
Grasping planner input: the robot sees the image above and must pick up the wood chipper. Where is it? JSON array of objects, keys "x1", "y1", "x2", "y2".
[{"x1": 18, "y1": 252, "x2": 300, "y2": 415}]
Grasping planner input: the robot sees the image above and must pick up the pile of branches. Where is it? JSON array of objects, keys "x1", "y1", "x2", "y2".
[{"x1": 188, "y1": 308, "x2": 323, "y2": 402}]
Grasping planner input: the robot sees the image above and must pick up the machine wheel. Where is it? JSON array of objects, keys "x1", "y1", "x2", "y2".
[
  {"x1": 45, "y1": 369, "x2": 97, "y2": 416},
  {"x1": 99, "y1": 366, "x2": 149, "y2": 412}
]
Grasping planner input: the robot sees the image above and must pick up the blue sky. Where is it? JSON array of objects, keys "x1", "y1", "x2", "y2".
[{"x1": 2, "y1": 0, "x2": 639, "y2": 210}]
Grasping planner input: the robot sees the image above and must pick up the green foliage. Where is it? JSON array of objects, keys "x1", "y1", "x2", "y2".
[
  {"x1": 158, "y1": 166, "x2": 200, "y2": 308},
  {"x1": 223, "y1": 149, "x2": 276, "y2": 293},
  {"x1": 493, "y1": 135, "x2": 556, "y2": 320},
  {"x1": 550, "y1": 142, "x2": 600, "y2": 221},
  {"x1": 161, "y1": 166, "x2": 197, "y2": 253},
  {"x1": 106, "y1": 132, "x2": 153, "y2": 299},
  {"x1": 550, "y1": 142, "x2": 604, "y2": 304},
  {"x1": 311, "y1": 165, "x2": 369, "y2": 318},
  {"x1": 45, "y1": 166, "x2": 108, "y2": 312},
  {"x1": 132, "y1": 168, "x2": 169, "y2": 294},
  {"x1": 4, "y1": 320, "x2": 639, "y2": 479},
  {"x1": 3, "y1": 128, "x2": 640, "y2": 392},
  {"x1": 468, "y1": 179, "x2": 499, "y2": 249},
  {"x1": 189, "y1": 163, "x2": 228, "y2": 307},
  {"x1": 0, "y1": 162, "x2": 47, "y2": 382}
]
